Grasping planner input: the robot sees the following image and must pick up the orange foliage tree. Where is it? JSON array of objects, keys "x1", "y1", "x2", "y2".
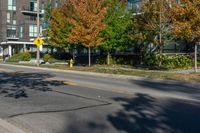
[
  {"x1": 64, "y1": 0, "x2": 107, "y2": 66},
  {"x1": 171, "y1": 0, "x2": 200, "y2": 72}
]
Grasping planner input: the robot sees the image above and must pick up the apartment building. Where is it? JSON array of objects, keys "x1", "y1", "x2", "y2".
[{"x1": 0, "y1": 0, "x2": 61, "y2": 58}]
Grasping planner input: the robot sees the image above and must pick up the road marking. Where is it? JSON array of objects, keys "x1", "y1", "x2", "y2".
[{"x1": 63, "y1": 81, "x2": 78, "y2": 86}]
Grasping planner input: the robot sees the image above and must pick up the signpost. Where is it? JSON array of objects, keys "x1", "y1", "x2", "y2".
[{"x1": 36, "y1": 0, "x2": 40, "y2": 67}]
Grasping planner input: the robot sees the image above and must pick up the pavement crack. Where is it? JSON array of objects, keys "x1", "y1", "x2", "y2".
[
  {"x1": 51, "y1": 90, "x2": 112, "y2": 104},
  {"x1": 7, "y1": 90, "x2": 112, "y2": 118},
  {"x1": 7, "y1": 102, "x2": 112, "y2": 118}
]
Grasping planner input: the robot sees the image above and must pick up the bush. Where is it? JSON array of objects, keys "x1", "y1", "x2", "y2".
[
  {"x1": 96, "y1": 56, "x2": 107, "y2": 64},
  {"x1": 144, "y1": 54, "x2": 193, "y2": 69},
  {"x1": 43, "y1": 54, "x2": 57, "y2": 63},
  {"x1": 96, "y1": 56, "x2": 127, "y2": 65},
  {"x1": 43, "y1": 54, "x2": 51, "y2": 62},
  {"x1": 7, "y1": 52, "x2": 31, "y2": 62}
]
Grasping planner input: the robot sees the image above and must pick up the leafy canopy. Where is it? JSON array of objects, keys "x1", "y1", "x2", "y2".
[
  {"x1": 101, "y1": 0, "x2": 132, "y2": 51},
  {"x1": 48, "y1": 6, "x2": 72, "y2": 50},
  {"x1": 66, "y1": 0, "x2": 107, "y2": 48},
  {"x1": 171, "y1": 0, "x2": 200, "y2": 42}
]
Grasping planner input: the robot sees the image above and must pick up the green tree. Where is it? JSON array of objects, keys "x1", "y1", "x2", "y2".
[
  {"x1": 48, "y1": 7, "x2": 72, "y2": 50},
  {"x1": 130, "y1": 0, "x2": 173, "y2": 65},
  {"x1": 101, "y1": 0, "x2": 132, "y2": 65}
]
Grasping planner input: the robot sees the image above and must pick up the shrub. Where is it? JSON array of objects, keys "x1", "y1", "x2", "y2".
[
  {"x1": 144, "y1": 54, "x2": 193, "y2": 69},
  {"x1": 96, "y1": 56, "x2": 127, "y2": 65},
  {"x1": 43, "y1": 54, "x2": 57, "y2": 63},
  {"x1": 7, "y1": 52, "x2": 31, "y2": 62},
  {"x1": 96, "y1": 56, "x2": 107, "y2": 64},
  {"x1": 43, "y1": 54, "x2": 51, "y2": 62}
]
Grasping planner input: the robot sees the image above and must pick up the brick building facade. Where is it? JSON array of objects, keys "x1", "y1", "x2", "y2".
[{"x1": 0, "y1": 0, "x2": 60, "y2": 58}]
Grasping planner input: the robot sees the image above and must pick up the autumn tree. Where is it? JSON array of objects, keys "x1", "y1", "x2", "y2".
[
  {"x1": 101, "y1": 0, "x2": 132, "y2": 65},
  {"x1": 129, "y1": 0, "x2": 175, "y2": 66},
  {"x1": 47, "y1": 4, "x2": 73, "y2": 51},
  {"x1": 64, "y1": 0, "x2": 107, "y2": 67},
  {"x1": 171, "y1": 0, "x2": 200, "y2": 72}
]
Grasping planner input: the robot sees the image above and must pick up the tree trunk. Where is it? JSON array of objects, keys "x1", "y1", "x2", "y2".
[
  {"x1": 72, "y1": 49, "x2": 75, "y2": 60},
  {"x1": 107, "y1": 51, "x2": 110, "y2": 65},
  {"x1": 158, "y1": 45, "x2": 163, "y2": 68},
  {"x1": 88, "y1": 47, "x2": 91, "y2": 67},
  {"x1": 195, "y1": 43, "x2": 198, "y2": 72}
]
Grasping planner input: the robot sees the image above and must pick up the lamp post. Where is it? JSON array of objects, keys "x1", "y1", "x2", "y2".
[{"x1": 36, "y1": 0, "x2": 40, "y2": 67}]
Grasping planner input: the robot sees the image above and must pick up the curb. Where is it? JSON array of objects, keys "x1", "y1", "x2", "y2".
[
  {"x1": 0, "y1": 63, "x2": 146, "y2": 80},
  {"x1": 0, "y1": 119, "x2": 26, "y2": 133},
  {"x1": 0, "y1": 63, "x2": 200, "y2": 88}
]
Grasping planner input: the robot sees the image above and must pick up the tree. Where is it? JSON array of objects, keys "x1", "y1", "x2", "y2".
[
  {"x1": 130, "y1": 0, "x2": 173, "y2": 65},
  {"x1": 66, "y1": 0, "x2": 107, "y2": 67},
  {"x1": 47, "y1": 7, "x2": 72, "y2": 50},
  {"x1": 101, "y1": 0, "x2": 132, "y2": 65},
  {"x1": 171, "y1": 0, "x2": 200, "y2": 72}
]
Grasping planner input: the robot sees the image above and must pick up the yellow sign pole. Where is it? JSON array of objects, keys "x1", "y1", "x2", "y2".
[{"x1": 36, "y1": 0, "x2": 40, "y2": 67}]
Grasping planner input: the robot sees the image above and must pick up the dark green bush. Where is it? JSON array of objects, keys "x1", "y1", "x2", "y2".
[
  {"x1": 144, "y1": 54, "x2": 192, "y2": 69},
  {"x1": 7, "y1": 52, "x2": 31, "y2": 62},
  {"x1": 96, "y1": 56, "x2": 127, "y2": 65},
  {"x1": 96, "y1": 56, "x2": 107, "y2": 64}
]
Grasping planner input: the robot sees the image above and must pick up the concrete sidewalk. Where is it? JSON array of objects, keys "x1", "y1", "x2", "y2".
[{"x1": 0, "y1": 119, "x2": 26, "y2": 133}]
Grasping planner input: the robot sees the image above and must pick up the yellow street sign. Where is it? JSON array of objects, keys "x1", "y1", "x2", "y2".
[{"x1": 34, "y1": 36, "x2": 44, "y2": 47}]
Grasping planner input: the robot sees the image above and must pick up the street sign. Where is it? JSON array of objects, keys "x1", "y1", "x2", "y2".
[{"x1": 34, "y1": 36, "x2": 44, "y2": 47}]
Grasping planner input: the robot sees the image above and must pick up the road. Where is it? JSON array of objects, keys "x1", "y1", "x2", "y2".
[{"x1": 0, "y1": 64, "x2": 199, "y2": 133}]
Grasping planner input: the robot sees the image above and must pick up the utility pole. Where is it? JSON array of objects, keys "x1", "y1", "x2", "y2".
[{"x1": 36, "y1": 0, "x2": 40, "y2": 67}]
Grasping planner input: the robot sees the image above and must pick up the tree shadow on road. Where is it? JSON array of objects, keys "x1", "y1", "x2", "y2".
[
  {"x1": 108, "y1": 93, "x2": 200, "y2": 133},
  {"x1": 0, "y1": 71, "x2": 64, "y2": 98},
  {"x1": 131, "y1": 79, "x2": 200, "y2": 100}
]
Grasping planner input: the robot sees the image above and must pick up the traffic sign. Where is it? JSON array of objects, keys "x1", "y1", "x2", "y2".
[{"x1": 34, "y1": 36, "x2": 44, "y2": 47}]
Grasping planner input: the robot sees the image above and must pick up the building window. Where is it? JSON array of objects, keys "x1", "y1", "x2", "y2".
[
  {"x1": 30, "y1": 1, "x2": 37, "y2": 12},
  {"x1": 41, "y1": 2, "x2": 45, "y2": 13},
  {"x1": 55, "y1": 0, "x2": 58, "y2": 7},
  {"x1": 29, "y1": 25, "x2": 37, "y2": 37},
  {"x1": 7, "y1": 25, "x2": 16, "y2": 38},
  {"x1": 19, "y1": 26, "x2": 24, "y2": 38},
  {"x1": 7, "y1": 12, "x2": 11, "y2": 23},
  {"x1": 8, "y1": 0, "x2": 16, "y2": 11},
  {"x1": 176, "y1": 0, "x2": 181, "y2": 4},
  {"x1": 7, "y1": 11, "x2": 16, "y2": 24}
]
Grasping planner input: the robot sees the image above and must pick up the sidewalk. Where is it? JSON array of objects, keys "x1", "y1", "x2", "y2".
[{"x1": 0, "y1": 119, "x2": 26, "y2": 133}]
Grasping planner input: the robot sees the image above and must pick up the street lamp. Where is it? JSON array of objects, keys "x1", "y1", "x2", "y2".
[{"x1": 36, "y1": 0, "x2": 40, "y2": 66}]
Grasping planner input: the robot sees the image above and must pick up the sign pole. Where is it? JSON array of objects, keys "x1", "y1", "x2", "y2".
[{"x1": 36, "y1": 0, "x2": 40, "y2": 67}]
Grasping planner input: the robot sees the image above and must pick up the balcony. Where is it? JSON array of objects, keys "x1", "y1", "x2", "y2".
[{"x1": 21, "y1": 5, "x2": 44, "y2": 16}]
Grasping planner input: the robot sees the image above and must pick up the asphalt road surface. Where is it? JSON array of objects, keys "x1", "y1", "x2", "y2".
[{"x1": 0, "y1": 64, "x2": 200, "y2": 133}]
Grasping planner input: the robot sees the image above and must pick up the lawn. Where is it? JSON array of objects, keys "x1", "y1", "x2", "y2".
[{"x1": 5, "y1": 62, "x2": 200, "y2": 84}]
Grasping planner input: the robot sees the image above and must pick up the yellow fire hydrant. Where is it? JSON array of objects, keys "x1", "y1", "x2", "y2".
[{"x1": 70, "y1": 59, "x2": 73, "y2": 69}]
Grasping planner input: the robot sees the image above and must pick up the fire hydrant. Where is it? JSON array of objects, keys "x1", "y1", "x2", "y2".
[{"x1": 70, "y1": 59, "x2": 73, "y2": 69}]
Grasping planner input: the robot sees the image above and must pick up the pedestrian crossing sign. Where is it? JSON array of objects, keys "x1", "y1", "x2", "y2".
[{"x1": 34, "y1": 37, "x2": 44, "y2": 47}]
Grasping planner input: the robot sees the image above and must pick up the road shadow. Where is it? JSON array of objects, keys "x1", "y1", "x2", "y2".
[
  {"x1": 108, "y1": 93, "x2": 200, "y2": 133},
  {"x1": 0, "y1": 71, "x2": 64, "y2": 98},
  {"x1": 131, "y1": 79, "x2": 200, "y2": 100}
]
